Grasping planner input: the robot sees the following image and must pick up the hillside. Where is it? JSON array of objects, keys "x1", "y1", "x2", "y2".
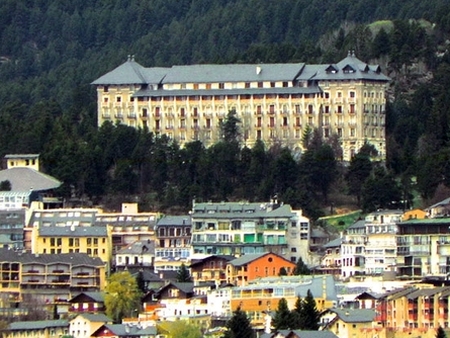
[{"x1": 0, "y1": 0, "x2": 450, "y2": 216}]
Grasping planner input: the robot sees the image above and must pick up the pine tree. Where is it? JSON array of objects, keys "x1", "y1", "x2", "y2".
[
  {"x1": 222, "y1": 307, "x2": 255, "y2": 338},
  {"x1": 272, "y1": 298, "x2": 292, "y2": 330},
  {"x1": 436, "y1": 326, "x2": 447, "y2": 338},
  {"x1": 291, "y1": 296, "x2": 304, "y2": 330},
  {"x1": 301, "y1": 289, "x2": 320, "y2": 330},
  {"x1": 293, "y1": 257, "x2": 310, "y2": 275},
  {"x1": 176, "y1": 263, "x2": 192, "y2": 282}
]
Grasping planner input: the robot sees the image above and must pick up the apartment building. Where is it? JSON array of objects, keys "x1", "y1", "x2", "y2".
[
  {"x1": 94, "y1": 204, "x2": 158, "y2": 254},
  {"x1": 92, "y1": 52, "x2": 389, "y2": 161},
  {"x1": 396, "y1": 218, "x2": 450, "y2": 277},
  {"x1": 190, "y1": 201, "x2": 310, "y2": 263},
  {"x1": 340, "y1": 210, "x2": 402, "y2": 279},
  {"x1": 375, "y1": 285, "x2": 450, "y2": 334},
  {"x1": 154, "y1": 215, "x2": 191, "y2": 271},
  {"x1": 0, "y1": 248, "x2": 106, "y2": 317}
]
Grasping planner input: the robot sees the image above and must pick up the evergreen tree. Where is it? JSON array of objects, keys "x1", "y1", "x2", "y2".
[
  {"x1": 273, "y1": 298, "x2": 292, "y2": 330},
  {"x1": 291, "y1": 296, "x2": 304, "y2": 330},
  {"x1": 301, "y1": 290, "x2": 320, "y2": 330},
  {"x1": 436, "y1": 326, "x2": 447, "y2": 338},
  {"x1": 293, "y1": 257, "x2": 310, "y2": 275},
  {"x1": 176, "y1": 263, "x2": 192, "y2": 282},
  {"x1": 222, "y1": 307, "x2": 255, "y2": 338}
]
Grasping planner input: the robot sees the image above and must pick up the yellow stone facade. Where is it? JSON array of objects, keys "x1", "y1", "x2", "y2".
[{"x1": 93, "y1": 54, "x2": 389, "y2": 161}]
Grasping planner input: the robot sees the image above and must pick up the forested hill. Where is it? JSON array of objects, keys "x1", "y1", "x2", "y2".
[
  {"x1": 1, "y1": 0, "x2": 450, "y2": 215},
  {"x1": 1, "y1": 0, "x2": 450, "y2": 108}
]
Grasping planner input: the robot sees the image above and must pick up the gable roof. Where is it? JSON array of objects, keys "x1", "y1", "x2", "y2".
[
  {"x1": 72, "y1": 313, "x2": 111, "y2": 323},
  {"x1": 325, "y1": 308, "x2": 376, "y2": 323},
  {"x1": 157, "y1": 282, "x2": 195, "y2": 295},
  {"x1": 0, "y1": 167, "x2": 61, "y2": 192},
  {"x1": 228, "y1": 253, "x2": 268, "y2": 266},
  {"x1": 91, "y1": 323, "x2": 157, "y2": 337},
  {"x1": 190, "y1": 254, "x2": 235, "y2": 267},
  {"x1": 69, "y1": 291, "x2": 105, "y2": 303}
]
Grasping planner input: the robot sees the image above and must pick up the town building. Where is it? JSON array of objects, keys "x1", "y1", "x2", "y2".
[
  {"x1": 340, "y1": 210, "x2": 402, "y2": 279},
  {"x1": 114, "y1": 240, "x2": 155, "y2": 271},
  {"x1": 69, "y1": 292, "x2": 106, "y2": 314},
  {"x1": 374, "y1": 284, "x2": 450, "y2": 336},
  {"x1": 4, "y1": 319, "x2": 69, "y2": 338},
  {"x1": 0, "y1": 208, "x2": 25, "y2": 250},
  {"x1": 92, "y1": 52, "x2": 390, "y2": 162},
  {"x1": 225, "y1": 252, "x2": 296, "y2": 286},
  {"x1": 229, "y1": 275, "x2": 338, "y2": 327},
  {"x1": 154, "y1": 215, "x2": 191, "y2": 271},
  {"x1": 0, "y1": 154, "x2": 62, "y2": 210},
  {"x1": 320, "y1": 308, "x2": 377, "y2": 338},
  {"x1": 0, "y1": 248, "x2": 106, "y2": 318},
  {"x1": 396, "y1": 217, "x2": 450, "y2": 277},
  {"x1": 69, "y1": 313, "x2": 112, "y2": 338},
  {"x1": 190, "y1": 201, "x2": 310, "y2": 264},
  {"x1": 95, "y1": 203, "x2": 158, "y2": 255},
  {"x1": 190, "y1": 254, "x2": 234, "y2": 284},
  {"x1": 317, "y1": 237, "x2": 342, "y2": 277},
  {"x1": 90, "y1": 323, "x2": 157, "y2": 338}
]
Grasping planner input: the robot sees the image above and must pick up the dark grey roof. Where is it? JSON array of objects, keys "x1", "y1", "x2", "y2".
[
  {"x1": 91, "y1": 59, "x2": 169, "y2": 85},
  {"x1": 39, "y1": 225, "x2": 107, "y2": 237},
  {"x1": 70, "y1": 291, "x2": 105, "y2": 303},
  {"x1": 406, "y1": 287, "x2": 444, "y2": 300},
  {"x1": 261, "y1": 330, "x2": 339, "y2": 338},
  {"x1": 73, "y1": 313, "x2": 111, "y2": 323},
  {"x1": 0, "y1": 167, "x2": 61, "y2": 192},
  {"x1": 326, "y1": 308, "x2": 376, "y2": 323},
  {"x1": 163, "y1": 63, "x2": 305, "y2": 83},
  {"x1": 95, "y1": 323, "x2": 157, "y2": 336},
  {"x1": 346, "y1": 219, "x2": 366, "y2": 230},
  {"x1": 192, "y1": 202, "x2": 295, "y2": 219},
  {"x1": 156, "y1": 215, "x2": 191, "y2": 227},
  {"x1": 310, "y1": 228, "x2": 329, "y2": 238},
  {"x1": 8, "y1": 319, "x2": 68, "y2": 331},
  {"x1": 116, "y1": 240, "x2": 155, "y2": 254},
  {"x1": 323, "y1": 237, "x2": 342, "y2": 248},
  {"x1": 190, "y1": 254, "x2": 235, "y2": 267},
  {"x1": 309, "y1": 53, "x2": 390, "y2": 82},
  {"x1": 158, "y1": 282, "x2": 195, "y2": 295},
  {"x1": 229, "y1": 253, "x2": 268, "y2": 266},
  {"x1": 0, "y1": 247, "x2": 105, "y2": 266}
]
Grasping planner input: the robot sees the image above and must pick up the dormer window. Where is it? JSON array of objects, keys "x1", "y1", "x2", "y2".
[{"x1": 325, "y1": 65, "x2": 338, "y2": 74}]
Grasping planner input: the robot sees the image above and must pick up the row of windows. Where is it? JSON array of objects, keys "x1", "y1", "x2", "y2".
[{"x1": 43, "y1": 237, "x2": 107, "y2": 246}]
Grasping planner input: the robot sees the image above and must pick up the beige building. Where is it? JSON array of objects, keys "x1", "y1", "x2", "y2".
[{"x1": 92, "y1": 52, "x2": 389, "y2": 161}]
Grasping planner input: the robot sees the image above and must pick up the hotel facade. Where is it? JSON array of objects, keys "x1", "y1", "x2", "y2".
[{"x1": 92, "y1": 52, "x2": 389, "y2": 161}]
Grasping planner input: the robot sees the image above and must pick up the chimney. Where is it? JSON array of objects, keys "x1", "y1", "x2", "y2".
[{"x1": 256, "y1": 66, "x2": 262, "y2": 75}]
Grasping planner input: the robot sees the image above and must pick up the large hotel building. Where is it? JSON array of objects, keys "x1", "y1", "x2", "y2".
[{"x1": 92, "y1": 52, "x2": 389, "y2": 161}]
